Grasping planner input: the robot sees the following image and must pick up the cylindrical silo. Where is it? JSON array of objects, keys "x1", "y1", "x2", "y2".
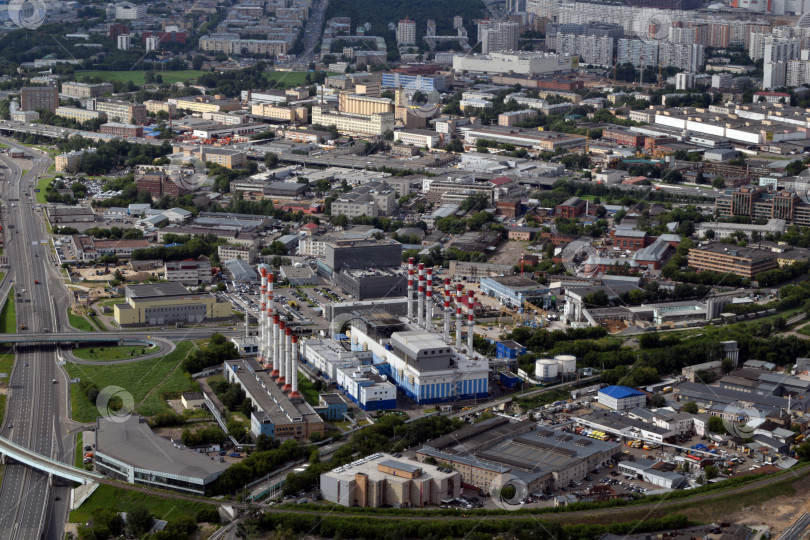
[
  {"x1": 555, "y1": 354, "x2": 577, "y2": 374},
  {"x1": 535, "y1": 359, "x2": 559, "y2": 382}
]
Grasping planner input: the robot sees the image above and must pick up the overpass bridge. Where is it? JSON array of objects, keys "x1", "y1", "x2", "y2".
[
  {"x1": 0, "y1": 436, "x2": 102, "y2": 484},
  {"x1": 0, "y1": 332, "x2": 158, "y2": 346}
]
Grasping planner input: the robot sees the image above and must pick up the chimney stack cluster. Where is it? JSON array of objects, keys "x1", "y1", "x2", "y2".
[{"x1": 261, "y1": 270, "x2": 300, "y2": 398}]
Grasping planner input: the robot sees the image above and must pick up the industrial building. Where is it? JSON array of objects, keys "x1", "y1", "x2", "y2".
[
  {"x1": 332, "y1": 268, "x2": 407, "y2": 300},
  {"x1": 225, "y1": 359, "x2": 325, "y2": 441},
  {"x1": 321, "y1": 453, "x2": 460, "y2": 508},
  {"x1": 452, "y1": 52, "x2": 578, "y2": 76},
  {"x1": 415, "y1": 417, "x2": 620, "y2": 493},
  {"x1": 94, "y1": 415, "x2": 228, "y2": 495},
  {"x1": 113, "y1": 283, "x2": 232, "y2": 325},
  {"x1": 479, "y1": 275, "x2": 549, "y2": 309},
  {"x1": 322, "y1": 238, "x2": 402, "y2": 274},
  {"x1": 597, "y1": 386, "x2": 647, "y2": 411},
  {"x1": 163, "y1": 260, "x2": 213, "y2": 285}
]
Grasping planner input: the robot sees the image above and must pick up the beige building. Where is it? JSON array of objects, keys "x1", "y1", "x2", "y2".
[
  {"x1": 218, "y1": 244, "x2": 257, "y2": 263},
  {"x1": 321, "y1": 453, "x2": 460, "y2": 508},
  {"x1": 61, "y1": 81, "x2": 113, "y2": 99},
  {"x1": 199, "y1": 147, "x2": 246, "y2": 169},
  {"x1": 55, "y1": 106, "x2": 107, "y2": 123},
  {"x1": 199, "y1": 35, "x2": 288, "y2": 56},
  {"x1": 113, "y1": 283, "x2": 232, "y2": 326},
  {"x1": 55, "y1": 150, "x2": 85, "y2": 173},
  {"x1": 174, "y1": 95, "x2": 241, "y2": 114},
  {"x1": 339, "y1": 93, "x2": 394, "y2": 115},
  {"x1": 311, "y1": 106, "x2": 395, "y2": 136},
  {"x1": 94, "y1": 100, "x2": 146, "y2": 124},
  {"x1": 144, "y1": 100, "x2": 177, "y2": 115},
  {"x1": 251, "y1": 103, "x2": 308, "y2": 123}
]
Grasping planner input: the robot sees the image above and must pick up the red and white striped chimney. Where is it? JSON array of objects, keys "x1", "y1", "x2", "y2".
[
  {"x1": 289, "y1": 335, "x2": 301, "y2": 399},
  {"x1": 425, "y1": 268, "x2": 433, "y2": 331},
  {"x1": 455, "y1": 284, "x2": 463, "y2": 350},
  {"x1": 276, "y1": 319, "x2": 285, "y2": 383},
  {"x1": 467, "y1": 290, "x2": 475, "y2": 353},
  {"x1": 266, "y1": 273, "x2": 274, "y2": 369},
  {"x1": 283, "y1": 327, "x2": 293, "y2": 393},
  {"x1": 259, "y1": 267, "x2": 267, "y2": 364},
  {"x1": 271, "y1": 314, "x2": 280, "y2": 378},
  {"x1": 407, "y1": 257, "x2": 414, "y2": 322},
  {"x1": 443, "y1": 278, "x2": 451, "y2": 343},
  {"x1": 417, "y1": 263, "x2": 425, "y2": 328}
]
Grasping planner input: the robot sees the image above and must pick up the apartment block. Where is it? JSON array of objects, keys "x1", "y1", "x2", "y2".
[
  {"x1": 396, "y1": 17, "x2": 416, "y2": 45},
  {"x1": 20, "y1": 86, "x2": 59, "y2": 112},
  {"x1": 144, "y1": 100, "x2": 177, "y2": 115},
  {"x1": 498, "y1": 109, "x2": 538, "y2": 126},
  {"x1": 55, "y1": 107, "x2": 107, "y2": 124},
  {"x1": 477, "y1": 21, "x2": 519, "y2": 54},
  {"x1": 554, "y1": 34, "x2": 613, "y2": 66},
  {"x1": 714, "y1": 186, "x2": 810, "y2": 227},
  {"x1": 311, "y1": 106, "x2": 395, "y2": 136},
  {"x1": 617, "y1": 39, "x2": 658, "y2": 67},
  {"x1": 55, "y1": 150, "x2": 84, "y2": 173},
  {"x1": 94, "y1": 100, "x2": 146, "y2": 124},
  {"x1": 199, "y1": 34, "x2": 288, "y2": 56},
  {"x1": 61, "y1": 82, "x2": 113, "y2": 99},
  {"x1": 687, "y1": 243, "x2": 777, "y2": 279}
]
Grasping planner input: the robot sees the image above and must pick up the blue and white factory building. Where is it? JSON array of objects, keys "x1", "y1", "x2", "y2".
[{"x1": 349, "y1": 325, "x2": 489, "y2": 404}]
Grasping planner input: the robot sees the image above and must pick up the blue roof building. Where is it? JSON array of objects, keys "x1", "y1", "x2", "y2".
[{"x1": 597, "y1": 385, "x2": 646, "y2": 411}]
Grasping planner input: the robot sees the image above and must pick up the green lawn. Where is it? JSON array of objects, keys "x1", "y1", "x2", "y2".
[
  {"x1": 0, "y1": 291, "x2": 15, "y2": 333},
  {"x1": 0, "y1": 353, "x2": 14, "y2": 382},
  {"x1": 34, "y1": 175, "x2": 53, "y2": 204},
  {"x1": 69, "y1": 484, "x2": 218, "y2": 523},
  {"x1": 0, "y1": 395, "x2": 6, "y2": 426},
  {"x1": 66, "y1": 342, "x2": 197, "y2": 422},
  {"x1": 88, "y1": 312, "x2": 107, "y2": 331},
  {"x1": 297, "y1": 371, "x2": 319, "y2": 406},
  {"x1": 68, "y1": 311, "x2": 95, "y2": 332},
  {"x1": 74, "y1": 433, "x2": 83, "y2": 469},
  {"x1": 75, "y1": 70, "x2": 208, "y2": 86},
  {"x1": 72, "y1": 345, "x2": 152, "y2": 362}
]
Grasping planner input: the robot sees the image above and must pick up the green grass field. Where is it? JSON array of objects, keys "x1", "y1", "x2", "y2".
[
  {"x1": 75, "y1": 70, "x2": 208, "y2": 86},
  {"x1": 34, "y1": 175, "x2": 53, "y2": 205},
  {"x1": 0, "y1": 353, "x2": 14, "y2": 383},
  {"x1": 297, "y1": 371, "x2": 319, "y2": 406},
  {"x1": 68, "y1": 311, "x2": 95, "y2": 332},
  {"x1": 72, "y1": 345, "x2": 153, "y2": 362},
  {"x1": 0, "y1": 291, "x2": 15, "y2": 333},
  {"x1": 66, "y1": 342, "x2": 197, "y2": 421},
  {"x1": 0, "y1": 395, "x2": 6, "y2": 426},
  {"x1": 69, "y1": 484, "x2": 217, "y2": 523},
  {"x1": 74, "y1": 433, "x2": 83, "y2": 469}
]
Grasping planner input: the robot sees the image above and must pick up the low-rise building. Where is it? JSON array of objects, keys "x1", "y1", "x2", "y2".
[
  {"x1": 46, "y1": 206, "x2": 95, "y2": 225},
  {"x1": 311, "y1": 106, "x2": 395, "y2": 137},
  {"x1": 113, "y1": 283, "x2": 231, "y2": 325},
  {"x1": 479, "y1": 275, "x2": 548, "y2": 309},
  {"x1": 55, "y1": 106, "x2": 107, "y2": 124},
  {"x1": 70, "y1": 235, "x2": 149, "y2": 261},
  {"x1": 280, "y1": 265, "x2": 317, "y2": 286},
  {"x1": 687, "y1": 243, "x2": 778, "y2": 279},
  {"x1": 100, "y1": 122, "x2": 143, "y2": 138},
  {"x1": 199, "y1": 148, "x2": 246, "y2": 169},
  {"x1": 163, "y1": 260, "x2": 213, "y2": 285},
  {"x1": 597, "y1": 385, "x2": 646, "y2": 411},
  {"x1": 94, "y1": 415, "x2": 227, "y2": 495},
  {"x1": 61, "y1": 81, "x2": 113, "y2": 99},
  {"x1": 217, "y1": 244, "x2": 257, "y2": 263},
  {"x1": 321, "y1": 453, "x2": 460, "y2": 507},
  {"x1": 393, "y1": 129, "x2": 442, "y2": 149}
]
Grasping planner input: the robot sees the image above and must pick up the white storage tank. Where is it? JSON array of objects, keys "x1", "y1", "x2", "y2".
[
  {"x1": 555, "y1": 354, "x2": 577, "y2": 374},
  {"x1": 535, "y1": 359, "x2": 558, "y2": 382}
]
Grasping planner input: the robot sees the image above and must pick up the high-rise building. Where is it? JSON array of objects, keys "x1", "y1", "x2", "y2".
[
  {"x1": 477, "y1": 21, "x2": 520, "y2": 54},
  {"x1": 787, "y1": 58, "x2": 810, "y2": 87},
  {"x1": 616, "y1": 39, "x2": 658, "y2": 67},
  {"x1": 117, "y1": 34, "x2": 132, "y2": 50},
  {"x1": 554, "y1": 34, "x2": 613, "y2": 66},
  {"x1": 145, "y1": 36, "x2": 160, "y2": 52},
  {"x1": 20, "y1": 86, "x2": 58, "y2": 113},
  {"x1": 763, "y1": 61, "x2": 787, "y2": 89},
  {"x1": 675, "y1": 72, "x2": 695, "y2": 90},
  {"x1": 658, "y1": 43, "x2": 704, "y2": 72},
  {"x1": 396, "y1": 17, "x2": 417, "y2": 45},
  {"x1": 453, "y1": 16, "x2": 464, "y2": 29}
]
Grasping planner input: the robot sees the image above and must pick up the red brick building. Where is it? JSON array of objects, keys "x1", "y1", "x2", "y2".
[
  {"x1": 555, "y1": 197, "x2": 587, "y2": 219},
  {"x1": 610, "y1": 229, "x2": 651, "y2": 251},
  {"x1": 135, "y1": 173, "x2": 189, "y2": 198},
  {"x1": 100, "y1": 123, "x2": 143, "y2": 138},
  {"x1": 602, "y1": 128, "x2": 644, "y2": 148},
  {"x1": 496, "y1": 200, "x2": 520, "y2": 218}
]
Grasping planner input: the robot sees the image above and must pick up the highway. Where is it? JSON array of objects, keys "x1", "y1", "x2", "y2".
[{"x1": 0, "y1": 148, "x2": 73, "y2": 540}]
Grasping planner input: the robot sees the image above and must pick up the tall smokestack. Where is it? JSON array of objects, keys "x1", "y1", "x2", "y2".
[
  {"x1": 271, "y1": 315, "x2": 280, "y2": 378},
  {"x1": 407, "y1": 257, "x2": 414, "y2": 322},
  {"x1": 276, "y1": 320, "x2": 285, "y2": 383},
  {"x1": 417, "y1": 263, "x2": 425, "y2": 328},
  {"x1": 266, "y1": 273, "x2": 274, "y2": 369},
  {"x1": 467, "y1": 290, "x2": 475, "y2": 354},
  {"x1": 289, "y1": 336, "x2": 301, "y2": 399},
  {"x1": 426, "y1": 268, "x2": 433, "y2": 331},
  {"x1": 259, "y1": 268, "x2": 267, "y2": 364},
  {"x1": 455, "y1": 284, "x2": 463, "y2": 350},
  {"x1": 443, "y1": 278, "x2": 451, "y2": 343},
  {"x1": 283, "y1": 328, "x2": 293, "y2": 393}
]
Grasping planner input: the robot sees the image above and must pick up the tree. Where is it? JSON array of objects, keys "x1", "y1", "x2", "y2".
[
  {"x1": 683, "y1": 401, "x2": 699, "y2": 414},
  {"x1": 704, "y1": 465, "x2": 719, "y2": 480},
  {"x1": 264, "y1": 152, "x2": 279, "y2": 168},
  {"x1": 721, "y1": 358, "x2": 734, "y2": 375},
  {"x1": 786, "y1": 159, "x2": 805, "y2": 176},
  {"x1": 712, "y1": 177, "x2": 726, "y2": 189},
  {"x1": 126, "y1": 506, "x2": 154, "y2": 537},
  {"x1": 650, "y1": 394, "x2": 666, "y2": 407},
  {"x1": 708, "y1": 415, "x2": 727, "y2": 434}
]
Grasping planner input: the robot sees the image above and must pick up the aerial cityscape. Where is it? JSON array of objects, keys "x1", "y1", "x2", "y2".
[{"x1": 0, "y1": 0, "x2": 808, "y2": 537}]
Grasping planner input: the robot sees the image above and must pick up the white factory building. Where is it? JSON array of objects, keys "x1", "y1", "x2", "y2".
[{"x1": 345, "y1": 259, "x2": 489, "y2": 404}]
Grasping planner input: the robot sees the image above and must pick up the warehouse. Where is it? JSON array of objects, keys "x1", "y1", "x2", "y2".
[
  {"x1": 46, "y1": 205, "x2": 95, "y2": 225},
  {"x1": 332, "y1": 268, "x2": 407, "y2": 300},
  {"x1": 597, "y1": 386, "x2": 647, "y2": 411},
  {"x1": 617, "y1": 458, "x2": 687, "y2": 489},
  {"x1": 113, "y1": 283, "x2": 232, "y2": 325},
  {"x1": 321, "y1": 453, "x2": 460, "y2": 508},
  {"x1": 479, "y1": 275, "x2": 550, "y2": 309},
  {"x1": 94, "y1": 415, "x2": 228, "y2": 495},
  {"x1": 280, "y1": 265, "x2": 318, "y2": 286},
  {"x1": 226, "y1": 258, "x2": 258, "y2": 282},
  {"x1": 416, "y1": 420, "x2": 620, "y2": 493}
]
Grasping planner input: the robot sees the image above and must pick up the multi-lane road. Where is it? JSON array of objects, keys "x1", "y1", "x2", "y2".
[{"x1": 0, "y1": 148, "x2": 74, "y2": 540}]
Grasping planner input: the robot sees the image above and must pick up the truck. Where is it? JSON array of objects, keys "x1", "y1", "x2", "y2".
[{"x1": 229, "y1": 452, "x2": 241, "y2": 458}]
